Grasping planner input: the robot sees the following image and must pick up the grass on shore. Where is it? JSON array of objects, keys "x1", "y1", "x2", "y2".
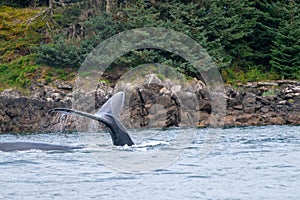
[{"x1": 0, "y1": 6, "x2": 48, "y2": 63}]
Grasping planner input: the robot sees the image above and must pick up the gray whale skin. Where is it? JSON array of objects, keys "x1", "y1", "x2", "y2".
[{"x1": 0, "y1": 142, "x2": 82, "y2": 152}]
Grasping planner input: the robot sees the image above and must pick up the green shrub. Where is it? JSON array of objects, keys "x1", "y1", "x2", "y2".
[
  {"x1": 45, "y1": 76, "x2": 51, "y2": 84},
  {"x1": 262, "y1": 89, "x2": 277, "y2": 97},
  {"x1": 35, "y1": 35, "x2": 84, "y2": 69},
  {"x1": 0, "y1": 55, "x2": 37, "y2": 88},
  {"x1": 244, "y1": 68, "x2": 266, "y2": 82}
]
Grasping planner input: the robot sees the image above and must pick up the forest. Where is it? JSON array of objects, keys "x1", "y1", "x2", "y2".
[{"x1": 0, "y1": 0, "x2": 299, "y2": 89}]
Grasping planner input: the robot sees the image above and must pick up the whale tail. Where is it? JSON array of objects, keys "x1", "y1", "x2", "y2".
[
  {"x1": 95, "y1": 91, "x2": 124, "y2": 118},
  {"x1": 49, "y1": 92, "x2": 134, "y2": 146}
]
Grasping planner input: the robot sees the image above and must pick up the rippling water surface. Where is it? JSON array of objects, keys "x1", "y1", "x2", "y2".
[{"x1": 0, "y1": 125, "x2": 299, "y2": 199}]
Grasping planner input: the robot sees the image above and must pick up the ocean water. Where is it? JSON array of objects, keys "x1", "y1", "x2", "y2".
[{"x1": 0, "y1": 125, "x2": 299, "y2": 199}]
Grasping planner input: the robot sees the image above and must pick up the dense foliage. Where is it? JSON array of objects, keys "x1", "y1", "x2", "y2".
[{"x1": 0, "y1": 0, "x2": 299, "y2": 89}]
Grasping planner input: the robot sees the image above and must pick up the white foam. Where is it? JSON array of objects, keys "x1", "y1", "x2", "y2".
[{"x1": 135, "y1": 141, "x2": 169, "y2": 148}]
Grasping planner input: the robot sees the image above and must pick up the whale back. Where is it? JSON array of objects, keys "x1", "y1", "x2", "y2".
[{"x1": 0, "y1": 142, "x2": 82, "y2": 152}]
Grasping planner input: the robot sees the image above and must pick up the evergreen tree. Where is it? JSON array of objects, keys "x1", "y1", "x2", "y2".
[
  {"x1": 245, "y1": 1, "x2": 282, "y2": 69},
  {"x1": 270, "y1": 0, "x2": 300, "y2": 79},
  {"x1": 203, "y1": 0, "x2": 258, "y2": 69},
  {"x1": 0, "y1": 0, "x2": 48, "y2": 7},
  {"x1": 34, "y1": 0, "x2": 300, "y2": 80}
]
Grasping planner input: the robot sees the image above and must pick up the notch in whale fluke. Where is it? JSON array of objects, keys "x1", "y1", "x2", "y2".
[{"x1": 49, "y1": 92, "x2": 134, "y2": 146}]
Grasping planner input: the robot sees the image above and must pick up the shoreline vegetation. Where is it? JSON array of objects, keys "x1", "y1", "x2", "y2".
[{"x1": 0, "y1": 1, "x2": 299, "y2": 132}]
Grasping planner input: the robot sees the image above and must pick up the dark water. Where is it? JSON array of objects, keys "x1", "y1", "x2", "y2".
[{"x1": 0, "y1": 125, "x2": 299, "y2": 199}]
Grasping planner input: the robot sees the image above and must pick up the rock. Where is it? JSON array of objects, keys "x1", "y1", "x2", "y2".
[
  {"x1": 125, "y1": 86, "x2": 171, "y2": 128},
  {"x1": 243, "y1": 92, "x2": 257, "y2": 105},
  {"x1": 244, "y1": 107, "x2": 256, "y2": 114},
  {"x1": 258, "y1": 82, "x2": 279, "y2": 87},
  {"x1": 282, "y1": 87, "x2": 294, "y2": 94},
  {"x1": 180, "y1": 110, "x2": 201, "y2": 127},
  {"x1": 256, "y1": 96, "x2": 271, "y2": 105},
  {"x1": 259, "y1": 86, "x2": 269, "y2": 92},
  {"x1": 244, "y1": 82, "x2": 258, "y2": 88},
  {"x1": 171, "y1": 85, "x2": 182, "y2": 94},
  {"x1": 280, "y1": 85, "x2": 300, "y2": 99},
  {"x1": 260, "y1": 106, "x2": 269, "y2": 113},
  {"x1": 143, "y1": 74, "x2": 164, "y2": 89},
  {"x1": 236, "y1": 114, "x2": 260, "y2": 126},
  {"x1": 292, "y1": 86, "x2": 300, "y2": 93},
  {"x1": 1, "y1": 89, "x2": 22, "y2": 98},
  {"x1": 278, "y1": 100, "x2": 287, "y2": 105},
  {"x1": 46, "y1": 97, "x2": 54, "y2": 102},
  {"x1": 262, "y1": 112, "x2": 277, "y2": 120},
  {"x1": 287, "y1": 112, "x2": 300, "y2": 124},
  {"x1": 95, "y1": 81, "x2": 113, "y2": 109},
  {"x1": 56, "y1": 81, "x2": 73, "y2": 90},
  {"x1": 224, "y1": 115, "x2": 235, "y2": 127},
  {"x1": 227, "y1": 88, "x2": 243, "y2": 107},
  {"x1": 269, "y1": 116, "x2": 285, "y2": 125},
  {"x1": 0, "y1": 84, "x2": 73, "y2": 133},
  {"x1": 276, "y1": 80, "x2": 299, "y2": 85},
  {"x1": 185, "y1": 78, "x2": 206, "y2": 93},
  {"x1": 233, "y1": 105, "x2": 243, "y2": 110},
  {"x1": 180, "y1": 92, "x2": 198, "y2": 111},
  {"x1": 198, "y1": 99, "x2": 211, "y2": 113},
  {"x1": 51, "y1": 93, "x2": 63, "y2": 102}
]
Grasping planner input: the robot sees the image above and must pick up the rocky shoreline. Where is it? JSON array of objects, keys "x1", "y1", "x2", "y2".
[
  {"x1": 224, "y1": 80, "x2": 300, "y2": 127},
  {"x1": 0, "y1": 78, "x2": 299, "y2": 133}
]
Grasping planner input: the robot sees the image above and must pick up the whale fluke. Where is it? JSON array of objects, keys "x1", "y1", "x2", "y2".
[
  {"x1": 0, "y1": 142, "x2": 82, "y2": 152},
  {"x1": 49, "y1": 92, "x2": 134, "y2": 146}
]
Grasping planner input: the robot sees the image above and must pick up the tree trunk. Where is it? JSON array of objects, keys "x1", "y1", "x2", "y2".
[
  {"x1": 49, "y1": 0, "x2": 53, "y2": 9},
  {"x1": 289, "y1": 0, "x2": 294, "y2": 27},
  {"x1": 59, "y1": 0, "x2": 66, "y2": 8},
  {"x1": 106, "y1": 0, "x2": 112, "y2": 13},
  {"x1": 48, "y1": 0, "x2": 54, "y2": 16}
]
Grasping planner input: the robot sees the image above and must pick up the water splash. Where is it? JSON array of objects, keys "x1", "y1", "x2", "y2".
[
  {"x1": 118, "y1": 141, "x2": 169, "y2": 152},
  {"x1": 49, "y1": 113, "x2": 79, "y2": 144},
  {"x1": 52, "y1": 113, "x2": 68, "y2": 133}
]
